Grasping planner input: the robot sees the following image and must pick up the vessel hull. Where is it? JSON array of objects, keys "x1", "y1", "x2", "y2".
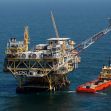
[{"x1": 76, "y1": 80, "x2": 111, "y2": 93}]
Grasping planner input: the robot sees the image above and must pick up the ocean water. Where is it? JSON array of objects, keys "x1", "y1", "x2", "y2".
[{"x1": 0, "y1": 1, "x2": 111, "y2": 111}]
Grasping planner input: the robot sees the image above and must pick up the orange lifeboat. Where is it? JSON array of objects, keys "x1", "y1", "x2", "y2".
[{"x1": 76, "y1": 79, "x2": 111, "y2": 93}]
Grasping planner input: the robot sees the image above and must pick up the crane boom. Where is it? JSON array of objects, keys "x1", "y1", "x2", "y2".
[
  {"x1": 51, "y1": 11, "x2": 60, "y2": 38},
  {"x1": 74, "y1": 20, "x2": 111, "y2": 53}
]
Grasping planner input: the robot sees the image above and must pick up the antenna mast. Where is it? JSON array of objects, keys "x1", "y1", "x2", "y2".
[{"x1": 51, "y1": 11, "x2": 60, "y2": 38}]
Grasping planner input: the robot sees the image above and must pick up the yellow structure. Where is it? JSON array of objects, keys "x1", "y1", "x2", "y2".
[
  {"x1": 24, "y1": 26, "x2": 29, "y2": 52},
  {"x1": 6, "y1": 26, "x2": 29, "y2": 58}
]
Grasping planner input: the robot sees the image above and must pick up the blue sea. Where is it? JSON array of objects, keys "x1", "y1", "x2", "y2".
[{"x1": 0, "y1": 0, "x2": 111, "y2": 111}]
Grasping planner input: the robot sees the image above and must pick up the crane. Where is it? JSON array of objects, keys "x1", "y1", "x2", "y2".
[
  {"x1": 51, "y1": 11, "x2": 60, "y2": 38},
  {"x1": 73, "y1": 19, "x2": 111, "y2": 54},
  {"x1": 47, "y1": 18, "x2": 111, "y2": 70}
]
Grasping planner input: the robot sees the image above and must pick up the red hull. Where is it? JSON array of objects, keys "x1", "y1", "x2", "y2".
[{"x1": 76, "y1": 79, "x2": 111, "y2": 93}]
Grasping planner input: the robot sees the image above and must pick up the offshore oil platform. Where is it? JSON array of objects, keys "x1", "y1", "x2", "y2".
[{"x1": 3, "y1": 12, "x2": 111, "y2": 93}]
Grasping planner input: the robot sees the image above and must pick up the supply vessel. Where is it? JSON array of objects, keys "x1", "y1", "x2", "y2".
[
  {"x1": 76, "y1": 59, "x2": 111, "y2": 93},
  {"x1": 3, "y1": 12, "x2": 111, "y2": 93}
]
